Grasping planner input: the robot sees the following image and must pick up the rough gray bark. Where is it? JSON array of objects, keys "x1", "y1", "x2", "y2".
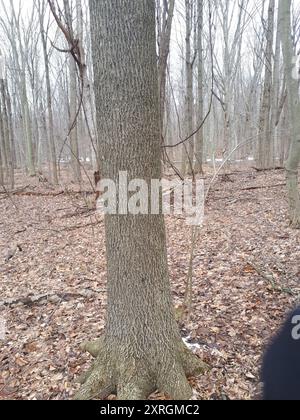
[
  {"x1": 38, "y1": 0, "x2": 58, "y2": 184},
  {"x1": 64, "y1": 0, "x2": 81, "y2": 183},
  {"x1": 22, "y1": 67, "x2": 35, "y2": 177},
  {"x1": 157, "y1": 0, "x2": 175, "y2": 132},
  {"x1": 194, "y1": 0, "x2": 204, "y2": 174},
  {"x1": 258, "y1": 0, "x2": 275, "y2": 170},
  {"x1": 0, "y1": 92, "x2": 6, "y2": 184},
  {"x1": 181, "y1": 0, "x2": 195, "y2": 176},
  {"x1": 279, "y1": 0, "x2": 300, "y2": 228},
  {"x1": 0, "y1": 78, "x2": 14, "y2": 188},
  {"x1": 75, "y1": 0, "x2": 208, "y2": 401},
  {"x1": 0, "y1": 133, "x2": 3, "y2": 185},
  {"x1": 270, "y1": 7, "x2": 281, "y2": 161},
  {"x1": 4, "y1": 80, "x2": 16, "y2": 170}
]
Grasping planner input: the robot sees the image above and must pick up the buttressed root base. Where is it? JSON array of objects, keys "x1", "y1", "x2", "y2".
[{"x1": 74, "y1": 337, "x2": 209, "y2": 401}]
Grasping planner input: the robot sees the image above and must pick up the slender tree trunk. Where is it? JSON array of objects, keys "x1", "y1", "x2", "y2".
[
  {"x1": 222, "y1": 1, "x2": 232, "y2": 154},
  {"x1": 158, "y1": 0, "x2": 175, "y2": 135},
  {"x1": 64, "y1": 0, "x2": 82, "y2": 183},
  {"x1": 38, "y1": 102, "x2": 51, "y2": 176},
  {"x1": 5, "y1": 80, "x2": 16, "y2": 171},
  {"x1": 258, "y1": 0, "x2": 275, "y2": 170},
  {"x1": 270, "y1": 9, "x2": 281, "y2": 164},
  {"x1": 183, "y1": 0, "x2": 194, "y2": 175},
  {"x1": 21, "y1": 72, "x2": 35, "y2": 176},
  {"x1": 8, "y1": 0, "x2": 35, "y2": 176},
  {"x1": 194, "y1": 0, "x2": 204, "y2": 175},
  {"x1": 0, "y1": 134, "x2": 3, "y2": 185},
  {"x1": 0, "y1": 79, "x2": 14, "y2": 188},
  {"x1": 75, "y1": 0, "x2": 207, "y2": 401},
  {"x1": 38, "y1": 0, "x2": 58, "y2": 184},
  {"x1": 279, "y1": 0, "x2": 300, "y2": 228},
  {"x1": 0, "y1": 98, "x2": 6, "y2": 184}
]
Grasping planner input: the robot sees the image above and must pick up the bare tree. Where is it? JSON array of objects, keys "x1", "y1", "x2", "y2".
[
  {"x1": 0, "y1": 50, "x2": 14, "y2": 188},
  {"x1": 63, "y1": 0, "x2": 82, "y2": 183},
  {"x1": 258, "y1": 0, "x2": 275, "y2": 170},
  {"x1": 157, "y1": 0, "x2": 175, "y2": 132},
  {"x1": 194, "y1": 0, "x2": 204, "y2": 174},
  {"x1": 3, "y1": 0, "x2": 36, "y2": 176},
  {"x1": 76, "y1": 0, "x2": 208, "y2": 400},
  {"x1": 279, "y1": 0, "x2": 300, "y2": 228},
  {"x1": 181, "y1": 0, "x2": 195, "y2": 175},
  {"x1": 37, "y1": 0, "x2": 58, "y2": 184}
]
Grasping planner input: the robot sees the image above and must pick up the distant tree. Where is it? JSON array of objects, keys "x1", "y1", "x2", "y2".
[
  {"x1": 0, "y1": 51, "x2": 14, "y2": 189},
  {"x1": 181, "y1": 0, "x2": 195, "y2": 176},
  {"x1": 157, "y1": 0, "x2": 175, "y2": 132},
  {"x1": 258, "y1": 0, "x2": 275, "y2": 170},
  {"x1": 63, "y1": 0, "x2": 81, "y2": 183},
  {"x1": 37, "y1": 0, "x2": 58, "y2": 184},
  {"x1": 194, "y1": 0, "x2": 204, "y2": 175}
]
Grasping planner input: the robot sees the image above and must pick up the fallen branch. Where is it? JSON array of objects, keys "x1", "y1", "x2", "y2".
[
  {"x1": 0, "y1": 190, "x2": 95, "y2": 198},
  {"x1": 0, "y1": 289, "x2": 103, "y2": 308},
  {"x1": 33, "y1": 219, "x2": 103, "y2": 234},
  {"x1": 241, "y1": 183, "x2": 288, "y2": 191},
  {"x1": 252, "y1": 166, "x2": 284, "y2": 172},
  {"x1": 0, "y1": 186, "x2": 29, "y2": 195},
  {"x1": 211, "y1": 182, "x2": 299, "y2": 197}
]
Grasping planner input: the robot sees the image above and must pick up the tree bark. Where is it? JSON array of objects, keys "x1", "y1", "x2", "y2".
[
  {"x1": 64, "y1": 0, "x2": 82, "y2": 183},
  {"x1": 0, "y1": 92, "x2": 6, "y2": 184},
  {"x1": 270, "y1": 6, "x2": 281, "y2": 164},
  {"x1": 75, "y1": 0, "x2": 208, "y2": 401},
  {"x1": 4, "y1": 80, "x2": 16, "y2": 171},
  {"x1": 158, "y1": 0, "x2": 175, "y2": 135},
  {"x1": 194, "y1": 0, "x2": 204, "y2": 175},
  {"x1": 258, "y1": 0, "x2": 275, "y2": 170},
  {"x1": 38, "y1": 0, "x2": 58, "y2": 184},
  {"x1": 0, "y1": 79, "x2": 14, "y2": 189},
  {"x1": 279, "y1": 0, "x2": 300, "y2": 228},
  {"x1": 181, "y1": 0, "x2": 194, "y2": 176}
]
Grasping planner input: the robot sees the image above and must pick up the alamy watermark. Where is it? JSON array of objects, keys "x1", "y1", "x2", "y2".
[
  {"x1": 291, "y1": 315, "x2": 300, "y2": 341},
  {"x1": 96, "y1": 171, "x2": 204, "y2": 226}
]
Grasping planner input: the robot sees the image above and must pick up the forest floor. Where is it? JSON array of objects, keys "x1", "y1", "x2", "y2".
[{"x1": 0, "y1": 166, "x2": 299, "y2": 400}]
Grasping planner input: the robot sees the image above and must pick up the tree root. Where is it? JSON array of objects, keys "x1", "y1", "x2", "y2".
[
  {"x1": 74, "y1": 337, "x2": 209, "y2": 401},
  {"x1": 80, "y1": 338, "x2": 104, "y2": 358},
  {"x1": 180, "y1": 342, "x2": 209, "y2": 377}
]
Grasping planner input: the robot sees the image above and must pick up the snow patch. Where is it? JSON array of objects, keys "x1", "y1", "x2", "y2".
[{"x1": 182, "y1": 336, "x2": 201, "y2": 353}]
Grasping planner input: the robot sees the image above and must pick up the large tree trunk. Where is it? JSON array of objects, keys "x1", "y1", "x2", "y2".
[
  {"x1": 75, "y1": 0, "x2": 207, "y2": 401},
  {"x1": 279, "y1": 0, "x2": 300, "y2": 228}
]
